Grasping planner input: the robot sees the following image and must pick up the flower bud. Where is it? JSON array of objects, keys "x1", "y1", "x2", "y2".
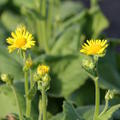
[
  {"x1": 105, "y1": 90, "x2": 114, "y2": 100},
  {"x1": 34, "y1": 64, "x2": 51, "y2": 91},
  {"x1": 23, "y1": 58, "x2": 33, "y2": 71},
  {"x1": 1, "y1": 74, "x2": 13, "y2": 85},
  {"x1": 82, "y1": 58, "x2": 95, "y2": 70},
  {"x1": 33, "y1": 73, "x2": 41, "y2": 82},
  {"x1": 42, "y1": 74, "x2": 51, "y2": 87},
  {"x1": 26, "y1": 58, "x2": 33, "y2": 68},
  {"x1": 37, "y1": 64, "x2": 50, "y2": 76}
]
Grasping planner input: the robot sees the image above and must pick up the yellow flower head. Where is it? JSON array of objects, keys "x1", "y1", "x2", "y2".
[
  {"x1": 6, "y1": 25, "x2": 35, "y2": 53},
  {"x1": 37, "y1": 65, "x2": 50, "y2": 76},
  {"x1": 80, "y1": 40, "x2": 108, "y2": 55}
]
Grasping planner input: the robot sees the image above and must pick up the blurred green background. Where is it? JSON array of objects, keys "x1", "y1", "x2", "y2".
[{"x1": 0, "y1": 0, "x2": 120, "y2": 120}]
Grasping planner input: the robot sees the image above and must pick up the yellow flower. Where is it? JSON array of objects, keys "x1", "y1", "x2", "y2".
[
  {"x1": 6, "y1": 25, "x2": 35, "y2": 53},
  {"x1": 80, "y1": 40, "x2": 108, "y2": 55},
  {"x1": 37, "y1": 65, "x2": 50, "y2": 76}
]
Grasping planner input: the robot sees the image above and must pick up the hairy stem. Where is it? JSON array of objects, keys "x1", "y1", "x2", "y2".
[
  {"x1": 24, "y1": 71, "x2": 31, "y2": 117},
  {"x1": 11, "y1": 86, "x2": 23, "y2": 120},
  {"x1": 39, "y1": 97, "x2": 42, "y2": 120},
  {"x1": 99, "y1": 100, "x2": 109, "y2": 116},
  {"x1": 94, "y1": 78, "x2": 100, "y2": 120},
  {"x1": 42, "y1": 87, "x2": 47, "y2": 120}
]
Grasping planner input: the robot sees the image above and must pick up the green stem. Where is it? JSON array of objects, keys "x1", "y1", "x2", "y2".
[
  {"x1": 30, "y1": 69, "x2": 33, "y2": 88},
  {"x1": 23, "y1": 52, "x2": 31, "y2": 117},
  {"x1": 94, "y1": 78, "x2": 100, "y2": 120},
  {"x1": 11, "y1": 86, "x2": 23, "y2": 120},
  {"x1": 39, "y1": 97, "x2": 42, "y2": 120},
  {"x1": 42, "y1": 86, "x2": 47, "y2": 120},
  {"x1": 99, "y1": 100, "x2": 109, "y2": 116},
  {"x1": 24, "y1": 71, "x2": 31, "y2": 117}
]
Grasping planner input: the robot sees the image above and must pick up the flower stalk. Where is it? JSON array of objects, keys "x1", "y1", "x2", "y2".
[
  {"x1": 94, "y1": 77, "x2": 100, "y2": 120},
  {"x1": 1, "y1": 74, "x2": 23, "y2": 120},
  {"x1": 39, "y1": 97, "x2": 42, "y2": 120},
  {"x1": 42, "y1": 86, "x2": 47, "y2": 120},
  {"x1": 80, "y1": 39, "x2": 108, "y2": 120},
  {"x1": 11, "y1": 85, "x2": 23, "y2": 120},
  {"x1": 34, "y1": 64, "x2": 50, "y2": 120},
  {"x1": 6, "y1": 25, "x2": 35, "y2": 119},
  {"x1": 23, "y1": 55, "x2": 33, "y2": 117},
  {"x1": 24, "y1": 71, "x2": 31, "y2": 117}
]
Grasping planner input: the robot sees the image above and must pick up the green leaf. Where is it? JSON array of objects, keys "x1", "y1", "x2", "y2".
[
  {"x1": 1, "y1": 11, "x2": 24, "y2": 31},
  {"x1": 0, "y1": 0, "x2": 8, "y2": 6},
  {"x1": 51, "y1": 9, "x2": 87, "y2": 53},
  {"x1": 0, "y1": 46, "x2": 23, "y2": 80},
  {"x1": 98, "y1": 48, "x2": 120, "y2": 92},
  {"x1": 34, "y1": 54, "x2": 88, "y2": 97},
  {"x1": 0, "y1": 83, "x2": 25, "y2": 118},
  {"x1": 56, "y1": 1, "x2": 84, "y2": 21},
  {"x1": 84, "y1": 6, "x2": 109, "y2": 38},
  {"x1": 90, "y1": 6, "x2": 109, "y2": 38},
  {"x1": 50, "y1": 101, "x2": 104, "y2": 120},
  {"x1": 50, "y1": 113, "x2": 63, "y2": 120},
  {"x1": 50, "y1": 101, "x2": 82, "y2": 120},
  {"x1": 0, "y1": 82, "x2": 38, "y2": 119},
  {"x1": 51, "y1": 25, "x2": 81, "y2": 55},
  {"x1": 76, "y1": 106, "x2": 95, "y2": 120},
  {"x1": 13, "y1": 0, "x2": 35, "y2": 9},
  {"x1": 68, "y1": 80, "x2": 95, "y2": 106},
  {"x1": 0, "y1": 22, "x2": 8, "y2": 44},
  {"x1": 76, "y1": 105, "x2": 104, "y2": 120},
  {"x1": 63, "y1": 101, "x2": 81, "y2": 120},
  {"x1": 98, "y1": 104, "x2": 120, "y2": 120}
]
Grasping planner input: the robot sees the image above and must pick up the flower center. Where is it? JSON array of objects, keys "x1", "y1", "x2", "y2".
[
  {"x1": 15, "y1": 38, "x2": 26, "y2": 48},
  {"x1": 88, "y1": 45, "x2": 101, "y2": 54}
]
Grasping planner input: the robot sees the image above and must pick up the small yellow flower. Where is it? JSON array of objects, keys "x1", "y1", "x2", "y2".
[
  {"x1": 80, "y1": 39, "x2": 108, "y2": 55},
  {"x1": 37, "y1": 65, "x2": 50, "y2": 76},
  {"x1": 6, "y1": 25, "x2": 35, "y2": 53}
]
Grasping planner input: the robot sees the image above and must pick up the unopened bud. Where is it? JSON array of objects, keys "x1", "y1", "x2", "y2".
[
  {"x1": 26, "y1": 58, "x2": 33, "y2": 68},
  {"x1": 82, "y1": 58, "x2": 95, "y2": 70},
  {"x1": 1, "y1": 74, "x2": 13, "y2": 85},
  {"x1": 105, "y1": 90, "x2": 114, "y2": 100},
  {"x1": 37, "y1": 64, "x2": 50, "y2": 76},
  {"x1": 1, "y1": 74, "x2": 8, "y2": 82},
  {"x1": 42, "y1": 74, "x2": 51, "y2": 88},
  {"x1": 33, "y1": 73, "x2": 41, "y2": 82},
  {"x1": 23, "y1": 58, "x2": 33, "y2": 71},
  {"x1": 34, "y1": 65, "x2": 51, "y2": 91}
]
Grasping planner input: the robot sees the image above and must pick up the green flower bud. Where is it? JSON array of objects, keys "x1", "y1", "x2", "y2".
[
  {"x1": 1, "y1": 74, "x2": 13, "y2": 85},
  {"x1": 33, "y1": 73, "x2": 41, "y2": 82},
  {"x1": 105, "y1": 90, "x2": 115, "y2": 100},
  {"x1": 82, "y1": 58, "x2": 95, "y2": 70},
  {"x1": 42, "y1": 74, "x2": 51, "y2": 89},
  {"x1": 23, "y1": 58, "x2": 33, "y2": 71},
  {"x1": 37, "y1": 74, "x2": 51, "y2": 91},
  {"x1": 34, "y1": 64, "x2": 51, "y2": 91}
]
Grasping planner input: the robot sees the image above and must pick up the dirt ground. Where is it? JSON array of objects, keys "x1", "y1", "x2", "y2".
[{"x1": 77, "y1": 0, "x2": 120, "y2": 38}]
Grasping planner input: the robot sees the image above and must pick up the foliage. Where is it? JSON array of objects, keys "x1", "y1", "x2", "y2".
[{"x1": 0, "y1": 0, "x2": 120, "y2": 120}]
